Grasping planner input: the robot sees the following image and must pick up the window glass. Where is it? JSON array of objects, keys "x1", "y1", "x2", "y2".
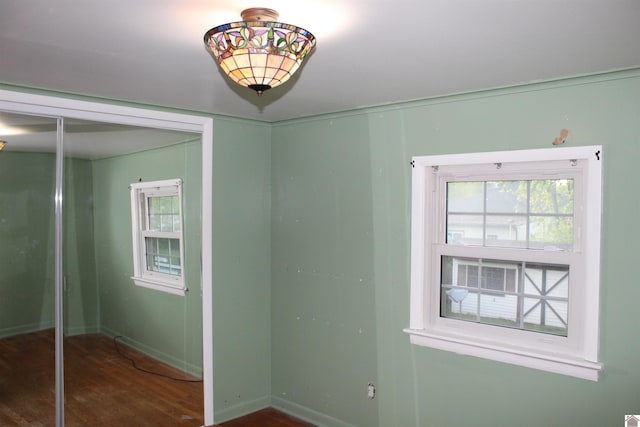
[
  {"x1": 148, "y1": 195, "x2": 180, "y2": 232},
  {"x1": 145, "y1": 237, "x2": 181, "y2": 276},
  {"x1": 441, "y1": 256, "x2": 569, "y2": 336},
  {"x1": 447, "y1": 181, "x2": 484, "y2": 212},
  {"x1": 486, "y1": 180, "x2": 527, "y2": 213},
  {"x1": 446, "y1": 179, "x2": 574, "y2": 250}
]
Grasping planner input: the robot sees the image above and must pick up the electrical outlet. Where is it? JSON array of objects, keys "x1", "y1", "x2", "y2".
[{"x1": 367, "y1": 382, "x2": 375, "y2": 399}]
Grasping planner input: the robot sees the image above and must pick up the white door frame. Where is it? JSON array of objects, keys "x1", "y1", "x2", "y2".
[{"x1": 0, "y1": 89, "x2": 215, "y2": 426}]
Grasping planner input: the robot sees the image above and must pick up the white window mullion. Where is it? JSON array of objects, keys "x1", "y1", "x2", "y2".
[
  {"x1": 143, "y1": 230, "x2": 180, "y2": 239},
  {"x1": 436, "y1": 244, "x2": 575, "y2": 266}
]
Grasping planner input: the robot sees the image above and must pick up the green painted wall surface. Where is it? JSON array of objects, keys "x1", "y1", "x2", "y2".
[
  {"x1": 64, "y1": 156, "x2": 99, "y2": 335},
  {"x1": 0, "y1": 152, "x2": 97, "y2": 337},
  {"x1": 211, "y1": 118, "x2": 272, "y2": 421},
  {"x1": 92, "y1": 141, "x2": 203, "y2": 374},
  {"x1": 0, "y1": 152, "x2": 56, "y2": 336},
  {"x1": 270, "y1": 69, "x2": 640, "y2": 426},
  {"x1": 271, "y1": 115, "x2": 379, "y2": 427}
]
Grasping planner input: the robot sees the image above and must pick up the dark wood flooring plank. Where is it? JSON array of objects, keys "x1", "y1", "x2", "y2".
[
  {"x1": 0, "y1": 330, "x2": 203, "y2": 427},
  {"x1": 218, "y1": 407, "x2": 316, "y2": 427},
  {"x1": 2, "y1": 331, "x2": 314, "y2": 427}
]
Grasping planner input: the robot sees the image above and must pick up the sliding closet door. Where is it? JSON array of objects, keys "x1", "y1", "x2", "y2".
[
  {"x1": 0, "y1": 112, "x2": 58, "y2": 424},
  {"x1": 0, "y1": 90, "x2": 213, "y2": 425},
  {"x1": 61, "y1": 119, "x2": 205, "y2": 425}
]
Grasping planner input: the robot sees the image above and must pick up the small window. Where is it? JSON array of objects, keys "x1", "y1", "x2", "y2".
[
  {"x1": 405, "y1": 146, "x2": 603, "y2": 381},
  {"x1": 130, "y1": 179, "x2": 186, "y2": 295}
]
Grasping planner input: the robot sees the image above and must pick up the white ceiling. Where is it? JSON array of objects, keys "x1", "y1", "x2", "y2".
[{"x1": 1, "y1": 0, "x2": 640, "y2": 123}]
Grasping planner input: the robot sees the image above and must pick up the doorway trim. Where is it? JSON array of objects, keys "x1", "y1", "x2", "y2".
[{"x1": 0, "y1": 89, "x2": 215, "y2": 426}]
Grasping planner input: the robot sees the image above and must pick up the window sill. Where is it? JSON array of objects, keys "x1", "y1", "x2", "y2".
[
  {"x1": 131, "y1": 277, "x2": 186, "y2": 296},
  {"x1": 403, "y1": 328, "x2": 602, "y2": 381}
]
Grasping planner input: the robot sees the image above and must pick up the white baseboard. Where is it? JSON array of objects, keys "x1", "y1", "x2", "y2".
[
  {"x1": 212, "y1": 396, "x2": 271, "y2": 424},
  {"x1": 99, "y1": 326, "x2": 202, "y2": 377},
  {"x1": 0, "y1": 321, "x2": 55, "y2": 339},
  {"x1": 64, "y1": 325, "x2": 100, "y2": 336},
  {"x1": 271, "y1": 395, "x2": 357, "y2": 427}
]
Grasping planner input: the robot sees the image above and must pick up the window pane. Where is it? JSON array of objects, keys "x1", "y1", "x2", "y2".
[
  {"x1": 144, "y1": 237, "x2": 181, "y2": 276},
  {"x1": 147, "y1": 195, "x2": 180, "y2": 232},
  {"x1": 172, "y1": 196, "x2": 180, "y2": 215},
  {"x1": 158, "y1": 238, "x2": 170, "y2": 255},
  {"x1": 161, "y1": 215, "x2": 172, "y2": 232},
  {"x1": 446, "y1": 178, "x2": 574, "y2": 250},
  {"x1": 529, "y1": 179, "x2": 573, "y2": 214},
  {"x1": 441, "y1": 256, "x2": 568, "y2": 336},
  {"x1": 446, "y1": 214, "x2": 483, "y2": 244},
  {"x1": 485, "y1": 215, "x2": 527, "y2": 248},
  {"x1": 486, "y1": 181, "x2": 527, "y2": 213},
  {"x1": 447, "y1": 182, "x2": 484, "y2": 213},
  {"x1": 529, "y1": 216, "x2": 573, "y2": 250},
  {"x1": 149, "y1": 214, "x2": 159, "y2": 231}
]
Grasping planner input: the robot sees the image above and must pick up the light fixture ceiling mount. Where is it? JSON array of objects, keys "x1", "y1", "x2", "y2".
[{"x1": 204, "y1": 8, "x2": 316, "y2": 96}]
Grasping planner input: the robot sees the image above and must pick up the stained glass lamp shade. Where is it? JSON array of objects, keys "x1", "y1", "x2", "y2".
[{"x1": 204, "y1": 8, "x2": 316, "y2": 95}]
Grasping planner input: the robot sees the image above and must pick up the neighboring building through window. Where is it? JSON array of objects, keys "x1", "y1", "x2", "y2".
[
  {"x1": 405, "y1": 146, "x2": 603, "y2": 381},
  {"x1": 130, "y1": 179, "x2": 186, "y2": 296}
]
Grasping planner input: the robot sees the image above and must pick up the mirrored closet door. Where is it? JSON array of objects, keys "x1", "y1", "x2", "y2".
[
  {"x1": 0, "y1": 112, "x2": 58, "y2": 425},
  {"x1": 0, "y1": 91, "x2": 214, "y2": 427},
  {"x1": 62, "y1": 118, "x2": 205, "y2": 426}
]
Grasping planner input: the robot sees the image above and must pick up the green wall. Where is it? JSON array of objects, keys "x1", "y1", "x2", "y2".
[
  {"x1": 64, "y1": 156, "x2": 99, "y2": 335},
  {"x1": 0, "y1": 152, "x2": 97, "y2": 337},
  {"x1": 0, "y1": 152, "x2": 56, "y2": 336},
  {"x1": 211, "y1": 118, "x2": 272, "y2": 420},
  {"x1": 271, "y1": 115, "x2": 379, "y2": 426},
  {"x1": 270, "y1": 69, "x2": 640, "y2": 426}
]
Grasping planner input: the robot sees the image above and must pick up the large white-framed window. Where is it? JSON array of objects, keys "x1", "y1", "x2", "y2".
[
  {"x1": 130, "y1": 178, "x2": 186, "y2": 296},
  {"x1": 405, "y1": 146, "x2": 603, "y2": 381}
]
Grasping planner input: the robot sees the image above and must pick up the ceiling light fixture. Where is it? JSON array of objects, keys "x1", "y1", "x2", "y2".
[{"x1": 204, "y1": 8, "x2": 316, "y2": 96}]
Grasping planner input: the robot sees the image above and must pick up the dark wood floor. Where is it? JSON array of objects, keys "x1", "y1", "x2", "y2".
[
  {"x1": 217, "y1": 407, "x2": 315, "y2": 427},
  {"x1": 0, "y1": 329, "x2": 203, "y2": 426},
  {"x1": 0, "y1": 330, "x2": 314, "y2": 427}
]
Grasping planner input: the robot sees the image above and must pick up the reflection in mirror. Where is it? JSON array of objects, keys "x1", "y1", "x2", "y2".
[
  {"x1": 0, "y1": 111, "x2": 205, "y2": 426},
  {"x1": 0, "y1": 111, "x2": 57, "y2": 424}
]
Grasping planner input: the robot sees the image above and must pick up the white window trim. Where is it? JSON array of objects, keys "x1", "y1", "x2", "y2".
[
  {"x1": 405, "y1": 146, "x2": 603, "y2": 381},
  {"x1": 130, "y1": 178, "x2": 186, "y2": 296}
]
